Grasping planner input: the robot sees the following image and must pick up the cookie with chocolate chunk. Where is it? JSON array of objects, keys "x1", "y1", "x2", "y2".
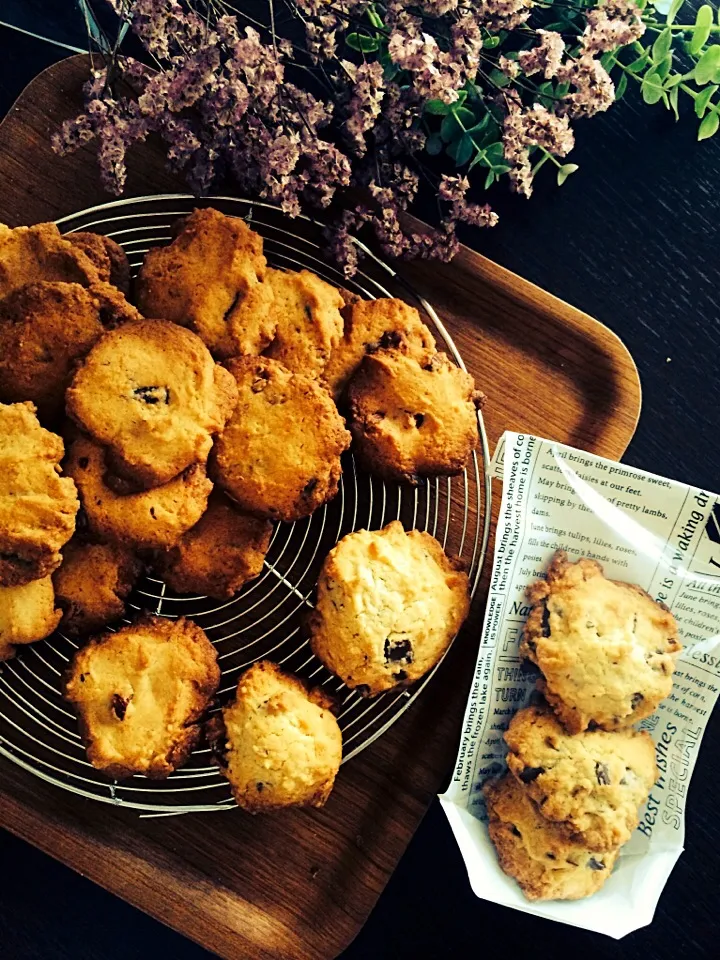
[
  {"x1": 348, "y1": 349, "x2": 482, "y2": 484},
  {"x1": 520, "y1": 551, "x2": 681, "y2": 733},
  {"x1": 308, "y1": 520, "x2": 469, "y2": 696},
  {"x1": 485, "y1": 773, "x2": 619, "y2": 901},
  {"x1": 504, "y1": 703, "x2": 657, "y2": 850},
  {"x1": 64, "y1": 615, "x2": 220, "y2": 779},
  {"x1": 66, "y1": 320, "x2": 238, "y2": 488}
]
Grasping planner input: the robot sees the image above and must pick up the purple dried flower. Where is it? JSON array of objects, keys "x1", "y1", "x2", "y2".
[
  {"x1": 503, "y1": 104, "x2": 575, "y2": 197},
  {"x1": 344, "y1": 62, "x2": 386, "y2": 156},
  {"x1": 517, "y1": 31, "x2": 566, "y2": 80}
]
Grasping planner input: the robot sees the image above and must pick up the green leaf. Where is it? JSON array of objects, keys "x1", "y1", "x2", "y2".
[
  {"x1": 651, "y1": 0, "x2": 672, "y2": 14},
  {"x1": 424, "y1": 99, "x2": 451, "y2": 116},
  {"x1": 555, "y1": 81, "x2": 571, "y2": 98},
  {"x1": 698, "y1": 109, "x2": 720, "y2": 139},
  {"x1": 690, "y1": 5, "x2": 713, "y2": 55},
  {"x1": 483, "y1": 36, "x2": 501, "y2": 49},
  {"x1": 366, "y1": 4, "x2": 384, "y2": 29},
  {"x1": 694, "y1": 46, "x2": 720, "y2": 84},
  {"x1": 425, "y1": 132, "x2": 444, "y2": 156},
  {"x1": 468, "y1": 149, "x2": 486, "y2": 172},
  {"x1": 655, "y1": 53, "x2": 673, "y2": 80},
  {"x1": 627, "y1": 52, "x2": 651, "y2": 73},
  {"x1": 615, "y1": 72, "x2": 628, "y2": 100},
  {"x1": 663, "y1": 73, "x2": 684, "y2": 87},
  {"x1": 666, "y1": 0, "x2": 684, "y2": 24},
  {"x1": 489, "y1": 68, "x2": 511, "y2": 88},
  {"x1": 652, "y1": 28, "x2": 673, "y2": 62},
  {"x1": 484, "y1": 168, "x2": 496, "y2": 189},
  {"x1": 447, "y1": 134, "x2": 474, "y2": 166},
  {"x1": 456, "y1": 89, "x2": 468, "y2": 106},
  {"x1": 346, "y1": 32, "x2": 380, "y2": 53},
  {"x1": 668, "y1": 84, "x2": 680, "y2": 119},
  {"x1": 491, "y1": 162, "x2": 512, "y2": 175},
  {"x1": 466, "y1": 113, "x2": 490, "y2": 135},
  {"x1": 600, "y1": 51, "x2": 615, "y2": 71},
  {"x1": 484, "y1": 142, "x2": 506, "y2": 164},
  {"x1": 694, "y1": 83, "x2": 718, "y2": 116},
  {"x1": 557, "y1": 163, "x2": 579, "y2": 186},
  {"x1": 641, "y1": 70, "x2": 665, "y2": 103}
]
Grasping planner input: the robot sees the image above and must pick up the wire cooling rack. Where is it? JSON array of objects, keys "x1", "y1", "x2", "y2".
[{"x1": 0, "y1": 195, "x2": 491, "y2": 815}]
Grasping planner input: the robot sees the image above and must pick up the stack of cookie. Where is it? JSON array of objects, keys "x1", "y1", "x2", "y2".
[{"x1": 485, "y1": 550, "x2": 681, "y2": 901}]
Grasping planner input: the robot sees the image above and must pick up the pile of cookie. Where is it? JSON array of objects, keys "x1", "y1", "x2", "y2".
[
  {"x1": 0, "y1": 209, "x2": 477, "y2": 811},
  {"x1": 484, "y1": 551, "x2": 681, "y2": 901}
]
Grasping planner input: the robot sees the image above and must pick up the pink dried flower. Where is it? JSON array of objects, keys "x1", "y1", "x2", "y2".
[
  {"x1": 344, "y1": 62, "x2": 386, "y2": 156},
  {"x1": 498, "y1": 56, "x2": 520, "y2": 80},
  {"x1": 557, "y1": 54, "x2": 615, "y2": 118},
  {"x1": 475, "y1": 0, "x2": 533, "y2": 31},
  {"x1": 582, "y1": 0, "x2": 646, "y2": 54},
  {"x1": 517, "y1": 31, "x2": 566, "y2": 80}
]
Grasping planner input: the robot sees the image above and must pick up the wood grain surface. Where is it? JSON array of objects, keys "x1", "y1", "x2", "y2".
[{"x1": 0, "y1": 57, "x2": 640, "y2": 960}]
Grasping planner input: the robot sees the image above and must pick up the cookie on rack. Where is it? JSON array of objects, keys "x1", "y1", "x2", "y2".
[
  {"x1": 0, "y1": 576, "x2": 62, "y2": 661},
  {"x1": 0, "y1": 221, "x2": 101, "y2": 297},
  {"x1": 64, "y1": 615, "x2": 220, "y2": 779},
  {"x1": 0, "y1": 401, "x2": 78, "y2": 586},
  {"x1": 348, "y1": 348, "x2": 483, "y2": 484},
  {"x1": 66, "y1": 231, "x2": 131, "y2": 294},
  {"x1": 485, "y1": 773, "x2": 619, "y2": 901},
  {"x1": 53, "y1": 538, "x2": 143, "y2": 637},
  {"x1": 66, "y1": 320, "x2": 238, "y2": 488},
  {"x1": 263, "y1": 268, "x2": 344, "y2": 378},
  {"x1": 136, "y1": 207, "x2": 275, "y2": 359},
  {"x1": 504, "y1": 703, "x2": 657, "y2": 850},
  {"x1": 211, "y1": 356, "x2": 350, "y2": 522},
  {"x1": 323, "y1": 297, "x2": 436, "y2": 400},
  {"x1": 207, "y1": 660, "x2": 342, "y2": 812},
  {"x1": 309, "y1": 520, "x2": 470, "y2": 697},
  {"x1": 0, "y1": 280, "x2": 141, "y2": 422},
  {"x1": 153, "y1": 491, "x2": 273, "y2": 599},
  {"x1": 64, "y1": 436, "x2": 212, "y2": 551},
  {"x1": 520, "y1": 550, "x2": 681, "y2": 733}
]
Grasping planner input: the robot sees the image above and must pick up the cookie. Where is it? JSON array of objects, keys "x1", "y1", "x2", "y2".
[
  {"x1": 484, "y1": 773, "x2": 619, "y2": 901},
  {"x1": 0, "y1": 221, "x2": 101, "y2": 297},
  {"x1": 0, "y1": 576, "x2": 62, "y2": 661},
  {"x1": 348, "y1": 349, "x2": 482, "y2": 484},
  {"x1": 66, "y1": 320, "x2": 238, "y2": 488},
  {"x1": 309, "y1": 520, "x2": 470, "y2": 696},
  {"x1": 64, "y1": 436, "x2": 212, "y2": 550},
  {"x1": 208, "y1": 660, "x2": 342, "y2": 812},
  {"x1": 0, "y1": 402, "x2": 78, "y2": 586},
  {"x1": 64, "y1": 615, "x2": 220, "y2": 779},
  {"x1": 65, "y1": 232, "x2": 131, "y2": 294},
  {"x1": 0, "y1": 281, "x2": 141, "y2": 422},
  {"x1": 263, "y1": 268, "x2": 344, "y2": 378},
  {"x1": 504, "y1": 703, "x2": 657, "y2": 850},
  {"x1": 153, "y1": 492, "x2": 273, "y2": 598},
  {"x1": 323, "y1": 297, "x2": 436, "y2": 400},
  {"x1": 212, "y1": 357, "x2": 350, "y2": 522},
  {"x1": 520, "y1": 551, "x2": 681, "y2": 733},
  {"x1": 53, "y1": 538, "x2": 142, "y2": 637},
  {"x1": 136, "y1": 207, "x2": 275, "y2": 359}
]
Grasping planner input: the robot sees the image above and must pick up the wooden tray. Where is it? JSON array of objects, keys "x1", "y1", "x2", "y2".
[{"x1": 0, "y1": 57, "x2": 641, "y2": 960}]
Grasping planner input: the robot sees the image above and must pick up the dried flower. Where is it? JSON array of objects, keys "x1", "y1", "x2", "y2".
[
  {"x1": 344, "y1": 62, "x2": 386, "y2": 156},
  {"x1": 503, "y1": 105, "x2": 575, "y2": 197},
  {"x1": 517, "y1": 31, "x2": 566, "y2": 80},
  {"x1": 557, "y1": 55, "x2": 615, "y2": 119},
  {"x1": 583, "y1": 0, "x2": 646, "y2": 54}
]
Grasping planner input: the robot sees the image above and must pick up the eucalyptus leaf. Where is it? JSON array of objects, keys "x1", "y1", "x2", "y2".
[
  {"x1": 600, "y1": 51, "x2": 615, "y2": 71},
  {"x1": 453, "y1": 106, "x2": 476, "y2": 127},
  {"x1": 447, "y1": 133, "x2": 474, "y2": 166},
  {"x1": 663, "y1": 73, "x2": 684, "y2": 87},
  {"x1": 615, "y1": 72, "x2": 629, "y2": 99},
  {"x1": 694, "y1": 84, "x2": 718, "y2": 116},
  {"x1": 492, "y1": 162, "x2": 512, "y2": 175},
  {"x1": 695, "y1": 46, "x2": 720, "y2": 84},
  {"x1": 425, "y1": 132, "x2": 444, "y2": 156},
  {"x1": 655, "y1": 53, "x2": 673, "y2": 80},
  {"x1": 484, "y1": 168, "x2": 496, "y2": 189},
  {"x1": 424, "y1": 99, "x2": 451, "y2": 116},
  {"x1": 669, "y1": 84, "x2": 680, "y2": 119},
  {"x1": 641, "y1": 70, "x2": 665, "y2": 103},
  {"x1": 466, "y1": 113, "x2": 491, "y2": 135},
  {"x1": 627, "y1": 52, "x2": 651, "y2": 73},
  {"x1": 346, "y1": 32, "x2": 380, "y2": 53},
  {"x1": 652, "y1": 28, "x2": 673, "y2": 61},
  {"x1": 484, "y1": 142, "x2": 506, "y2": 163},
  {"x1": 698, "y1": 109, "x2": 720, "y2": 139},
  {"x1": 557, "y1": 163, "x2": 579, "y2": 186},
  {"x1": 690, "y1": 6, "x2": 713, "y2": 56},
  {"x1": 666, "y1": 0, "x2": 684, "y2": 23},
  {"x1": 468, "y1": 149, "x2": 486, "y2": 172},
  {"x1": 651, "y1": 0, "x2": 672, "y2": 14}
]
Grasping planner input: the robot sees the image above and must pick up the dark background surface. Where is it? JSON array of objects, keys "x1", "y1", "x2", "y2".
[{"x1": 0, "y1": 3, "x2": 718, "y2": 959}]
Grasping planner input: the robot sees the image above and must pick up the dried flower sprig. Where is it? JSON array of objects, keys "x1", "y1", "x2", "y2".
[{"x1": 54, "y1": 0, "x2": 720, "y2": 273}]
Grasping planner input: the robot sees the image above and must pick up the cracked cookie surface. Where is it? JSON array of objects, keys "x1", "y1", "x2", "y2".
[{"x1": 0, "y1": 576, "x2": 61, "y2": 661}]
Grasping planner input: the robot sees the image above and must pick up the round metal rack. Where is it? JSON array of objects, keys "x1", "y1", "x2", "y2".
[{"x1": 0, "y1": 195, "x2": 491, "y2": 814}]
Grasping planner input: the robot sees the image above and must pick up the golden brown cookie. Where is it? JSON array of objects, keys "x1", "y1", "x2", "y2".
[
  {"x1": 136, "y1": 207, "x2": 275, "y2": 359},
  {"x1": 263, "y1": 268, "x2": 344, "y2": 378},
  {"x1": 0, "y1": 281, "x2": 141, "y2": 422},
  {"x1": 212, "y1": 357, "x2": 351, "y2": 522},
  {"x1": 153, "y1": 491, "x2": 273, "y2": 598},
  {"x1": 520, "y1": 551, "x2": 681, "y2": 733},
  {"x1": 0, "y1": 221, "x2": 100, "y2": 297},
  {"x1": 324, "y1": 297, "x2": 436, "y2": 400},
  {"x1": 208, "y1": 661, "x2": 342, "y2": 812},
  {"x1": 484, "y1": 773, "x2": 619, "y2": 901},
  {"x1": 64, "y1": 615, "x2": 220, "y2": 780},
  {"x1": 65, "y1": 232, "x2": 131, "y2": 294},
  {"x1": 309, "y1": 520, "x2": 470, "y2": 696},
  {"x1": 0, "y1": 402, "x2": 78, "y2": 586},
  {"x1": 64, "y1": 436, "x2": 212, "y2": 550},
  {"x1": 53, "y1": 538, "x2": 142, "y2": 637},
  {"x1": 504, "y1": 704, "x2": 657, "y2": 850},
  {"x1": 348, "y1": 349, "x2": 482, "y2": 484},
  {"x1": 66, "y1": 320, "x2": 238, "y2": 488},
  {"x1": 0, "y1": 576, "x2": 62, "y2": 661}
]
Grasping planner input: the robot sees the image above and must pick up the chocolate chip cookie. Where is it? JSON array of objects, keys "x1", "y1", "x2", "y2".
[
  {"x1": 309, "y1": 520, "x2": 470, "y2": 696},
  {"x1": 520, "y1": 551, "x2": 681, "y2": 733}
]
